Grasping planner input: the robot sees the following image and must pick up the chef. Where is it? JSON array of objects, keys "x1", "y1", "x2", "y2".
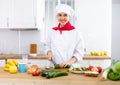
[{"x1": 46, "y1": 4, "x2": 84, "y2": 67}]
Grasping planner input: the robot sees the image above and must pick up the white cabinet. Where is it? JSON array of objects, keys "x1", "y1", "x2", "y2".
[
  {"x1": 9, "y1": 0, "x2": 37, "y2": 29},
  {"x1": 0, "y1": 0, "x2": 45, "y2": 30},
  {"x1": 0, "y1": 0, "x2": 9, "y2": 29}
]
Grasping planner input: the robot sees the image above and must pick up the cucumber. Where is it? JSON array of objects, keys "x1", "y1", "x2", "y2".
[
  {"x1": 53, "y1": 71, "x2": 68, "y2": 78},
  {"x1": 41, "y1": 70, "x2": 54, "y2": 77},
  {"x1": 46, "y1": 71, "x2": 55, "y2": 78},
  {"x1": 42, "y1": 71, "x2": 69, "y2": 78}
]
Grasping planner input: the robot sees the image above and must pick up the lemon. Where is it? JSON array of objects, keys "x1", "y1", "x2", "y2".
[
  {"x1": 90, "y1": 51, "x2": 95, "y2": 56},
  {"x1": 99, "y1": 52, "x2": 104, "y2": 56},
  {"x1": 104, "y1": 51, "x2": 108, "y2": 56}
]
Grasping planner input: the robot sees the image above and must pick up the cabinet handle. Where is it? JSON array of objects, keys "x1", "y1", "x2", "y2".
[
  {"x1": 34, "y1": 16, "x2": 36, "y2": 27},
  {"x1": 6, "y1": 17, "x2": 9, "y2": 27}
]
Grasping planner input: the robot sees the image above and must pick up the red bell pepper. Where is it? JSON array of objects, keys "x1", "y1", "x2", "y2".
[{"x1": 97, "y1": 66, "x2": 102, "y2": 73}]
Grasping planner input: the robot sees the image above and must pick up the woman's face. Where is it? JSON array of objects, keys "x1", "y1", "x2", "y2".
[{"x1": 57, "y1": 12, "x2": 70, "y2": 27}]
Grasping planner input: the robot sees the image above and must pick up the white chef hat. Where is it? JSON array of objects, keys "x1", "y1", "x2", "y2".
[{"x1": 55, "y1": 4, "x2": 74, "y2": 16}]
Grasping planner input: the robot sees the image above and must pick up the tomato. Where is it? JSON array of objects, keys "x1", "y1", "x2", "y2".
[
  {"x1": 97, "y1": 66, "x2": 102, "y2": 73},
  {"x1": 32, "y1": 70, "x2": 40, "y2": 76},
  {"x1": 88, "y1": 66, "x2": 94, "y2": 70}
]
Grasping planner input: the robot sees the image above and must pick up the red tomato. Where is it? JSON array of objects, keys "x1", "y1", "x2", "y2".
[
  {"x1": 88, "y1": 66, "x2": 94, "y2": 70},
  {"x1": 97, "y1": 66, "x2": 102, "y2": 73},
  {"x1": 32, "y1": 70, "x2": 40, "y2": 76}
]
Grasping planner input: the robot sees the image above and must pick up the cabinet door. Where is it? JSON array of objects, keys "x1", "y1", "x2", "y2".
[
  {"x1": 0, "y1": 0, "x2": 9, "y2": 29},
  {"x1": 9, "y1": 0, "x2": 37, "y2": 28}
]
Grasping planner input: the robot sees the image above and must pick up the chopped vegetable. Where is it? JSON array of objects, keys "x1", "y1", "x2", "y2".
[
  {"x1": 81, "y1": 67, "x2": 88, "y2": 71},
  {"x1": 88, "y1": 66, "x2": 94, "y2": 70},
  {"x1": 54, "y1": 64, "x2": 70, "y2": 69},
  {"x1": 65, "y1": 65, "x2": 71, "y2": 68},
  {"x1": 74, "y1": 67, "x2": 82, "y2": 71},
  {"x1": 54, "y1": 64, "x2": 60, "y2": 69}
]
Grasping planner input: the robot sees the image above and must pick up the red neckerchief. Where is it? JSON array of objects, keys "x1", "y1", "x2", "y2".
[{"x1": 53, "y1": 21, "x2": 75, "y2": 34}]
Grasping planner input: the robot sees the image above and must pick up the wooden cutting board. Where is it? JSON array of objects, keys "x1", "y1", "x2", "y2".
[{"x1": 43, "y1": 67, "x2": 69, "y2": 72}]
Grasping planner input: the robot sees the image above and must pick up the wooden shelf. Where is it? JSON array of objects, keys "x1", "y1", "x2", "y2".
[
  {"x1": 0, "y1": 54, "x2": 111, "y2": 60},
  {"x1": 83, "y1": 55, "x2": 111, "y2": 60},
  {"x1": 0, "y1": 54, "x2": 47, "y2": 60}
]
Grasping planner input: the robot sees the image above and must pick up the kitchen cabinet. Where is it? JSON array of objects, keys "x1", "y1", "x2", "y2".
[
  {"x1": 0, "y1": 0, "x2": 9, "y2": 29},
  {"x1": 8, "y1": 0, "x2": 37, "y2": 29},
  {"x1": 0, "y1": 0, "x2": 45, "y2": 30}
]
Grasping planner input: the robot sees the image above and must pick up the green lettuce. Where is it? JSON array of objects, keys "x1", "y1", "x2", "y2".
[{"x1": 112, "y1": 61, "x2": 120, "y2": 74}]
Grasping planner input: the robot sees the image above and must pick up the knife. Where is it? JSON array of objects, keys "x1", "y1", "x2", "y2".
[{"x1": 51, "y1": 60, "x2": 56, "y2": 65}]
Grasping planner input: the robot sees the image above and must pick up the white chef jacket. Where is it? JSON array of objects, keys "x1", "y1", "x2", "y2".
[{"x1": 46, "y1": 28, "x2": 84, "y2": 67}]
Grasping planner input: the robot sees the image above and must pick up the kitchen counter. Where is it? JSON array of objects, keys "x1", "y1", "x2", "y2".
[{"x1": 0, "y1": 67, "x2": 119, "y2": 85}]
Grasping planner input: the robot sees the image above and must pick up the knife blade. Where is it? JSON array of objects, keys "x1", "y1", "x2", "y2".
[{"x1": 51, "y1": 60, "x2": 56, "y2": 65}]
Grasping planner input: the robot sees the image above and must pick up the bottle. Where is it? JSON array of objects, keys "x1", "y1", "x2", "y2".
[
  {"x1": 30, "y1": 44, "x2": 37, "y2": 54},
  {"x1": 29, "y1": 44, "x2": 37, "y2": 57},
  {"x1": 22, "y1": 54, "x2": 28, "y2": 64}
]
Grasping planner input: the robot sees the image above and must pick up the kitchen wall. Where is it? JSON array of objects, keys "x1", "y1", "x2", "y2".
[
  {"x1": 112, "y1": 0, "x2": 120, "y2": 60},
  {"x1": 0, "y1": 30, "x2": 19, "y2": 54},
  {"x1": 75, "y1": 0, "x2": 112, "y2": 56},
  {"x1": 0, "y1": 29, "x2": 45, "y2": 67},
  {"x1": 0, "y1": 30, "x2": 42, "y2": 54}
]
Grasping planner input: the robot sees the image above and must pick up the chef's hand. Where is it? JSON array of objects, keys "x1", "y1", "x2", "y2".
[
  {"x1": 47, "y1": 51, "x2": 53, "y2": 61},
  {"x1": 60, "y1": 56, "x2": 77, "y2": 68},
  {"x1": 60, "y1": 61, "x2": 71, "y2": 68}
]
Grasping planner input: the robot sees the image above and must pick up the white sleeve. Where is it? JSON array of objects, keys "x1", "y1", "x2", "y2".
[
  {"x1": 72, "y1": 31, "x2": 85, "y2": 61},
  {"x1": 45, "y1": 29, "x2": 52, "y2": 55}
]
